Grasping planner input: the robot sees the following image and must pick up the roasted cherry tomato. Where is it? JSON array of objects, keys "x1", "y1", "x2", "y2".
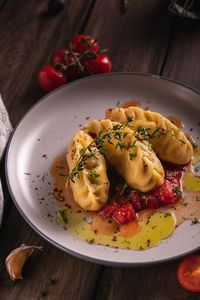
[
  {"x1": 177, "y1": 255, "x2": 200, "y2": 292},
  {"x1": 38, "y1": 65, "x2": 66, "y2": 92},
  {"x1": 70, "y1": 34, "x2": 99, "y2": 54},
  {"x1": 112, "y1": 202, "x2": 136, "y2": 224},
  {"x1": 84, "y1": 53, "x2": 111, "y2": 75}
]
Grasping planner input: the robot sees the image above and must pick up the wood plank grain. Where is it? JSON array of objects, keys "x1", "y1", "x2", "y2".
[
  {"x1": 0, "y1": 207, "x2": 101, "y2": 300},
  {"x1": 162, "y1": 18, "x2": 200, "y2": 90},
  {"x1": 0, "y1": 0, "x2": 95, "y2": 127},
  {"x1": 0, "y1": 1, "x2": 102, "y2": 299},
  {"x1": 94, "y1": 261, "x2": 200, "y2": 300},
  {"x1": 84, "y1": 0, "x2": 174, "y2": 74}
]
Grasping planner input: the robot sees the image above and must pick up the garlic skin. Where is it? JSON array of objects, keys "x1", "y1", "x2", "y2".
[{"x1": 6, "y1": 245, "x2": 43, "y2": 281}]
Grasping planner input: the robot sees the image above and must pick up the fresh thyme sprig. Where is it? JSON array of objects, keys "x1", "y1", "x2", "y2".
[
  {"x1": 67, "y1": 119, "x2": 185, "y2": 186},
  {"x1": 67, "y1": 117, "x2": 134, "y2": 184}
]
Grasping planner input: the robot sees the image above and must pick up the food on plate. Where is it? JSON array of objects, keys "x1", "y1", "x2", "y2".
[
  {"x1": 177, "y1": 255, "x2": 200, "y2": 292},
  {"x1": 38, "y1": 34, "x2": 112, "y2": 92},
  {"x1": 110, "y1": 106, "x2": 193, "y2": 164},
  {"x1": 85, "y1": 119, "x2": 164, "y2": 192},
  {"x1": 50, "y1": 104, "x2": 200, "y2": 251},
  {"x1": 66, "y1": 130, "x2": 110, "y2": 211}
]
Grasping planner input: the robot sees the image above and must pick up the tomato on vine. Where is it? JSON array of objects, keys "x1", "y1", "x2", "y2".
[
  {"x1": 38, "y1": 34, "x2": 112, "y2": 92},
  {"x1": 38, "y1": 66, "x2": 66, "y2": 92},
  {"x1": 52, "y1": 49, "x2": 81, "y2": 78},
  {"x1": 70, "y1": 34, "x2": 99, "y2": 54},
  {"x1": 84, "y1": 53, "x2": 112, "y2": 75}
]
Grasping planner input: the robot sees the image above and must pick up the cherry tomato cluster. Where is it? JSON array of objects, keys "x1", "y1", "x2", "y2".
[{"x1": 38, "y1": 34, "x2": 112, "y2": 92}]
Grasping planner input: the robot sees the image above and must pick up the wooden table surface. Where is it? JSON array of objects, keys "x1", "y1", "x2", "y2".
[{"x1": 0, "y1": 0, "x2": 200, "y2": 299}]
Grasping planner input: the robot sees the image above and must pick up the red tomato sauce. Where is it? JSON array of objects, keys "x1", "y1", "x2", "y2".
[{"x1": 98, "y1": 164, "x2": 184, "y2": 224}]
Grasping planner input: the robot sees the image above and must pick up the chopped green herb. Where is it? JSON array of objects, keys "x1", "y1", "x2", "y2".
[
  {"x1": 128, "y1": 190, "x2": 137, "y2": 201},
  {"x1": 115, "y1": 142, "x2": 125, "y2": 150},
  {"x1": 94, "y1": 160, "x2": 100, "y2": 168},
  {"x1": 140, "y1": 193, "x2": 146, "y2": 200},
  {"x1": 179, "y1": 139, "x2": 186, "y2": 144},
  {"x1": 59, "y1": 209, "x2": 67, "y2": 223},
  {"x1": 196, "y1": 197, "x2": 200, "y2": 201},
  {"x1": 52, "y1": 193, "x2": 64, "y2": 201},
  {"x1": 169, "y1": 128, "x2": 175, "y2": 137},
  {"x1": 195, "y1": 166, "x2": 200, "y2": 172},
  {"x1": 164, "y1": 212, "x2": 171, "y2": 217},
  {"x1": 151, "y1": 126, "x2": 161, "y2": 137},
  {"x1": 173, "y1": 186, "x2": 188, "y2": 206},
  {"x1": 129, "y1": 153, "x2": 137, "y2": 160},
  {"x1": 174, "y1": 186, "x2": 182, "y2": 196},
  {"x1": 88, "y1": 170, "x2": 100, "y2": 185},
  {"x1": 42, "y1": 175, "x2": 46, "y2": 182},
  {"x1": 167, "y1": 172, "x2": 175, "y2": 177},
  {"x1": 191, "y1": 142, "x2": 198, "y2": 148},
  {"x1": 160, "y1": 187, "x2": 163, "y2": 193},
  {"x1": 80, "y1": 147, "x2": 86, "y2": 155},
  {"x1": 116, "y1": 100, "x2": 120, "y2": 107},
  {"x1": 24, "y1": 173, "x2": 31, "y2": 175},
  {"x1": 192, "y1": 218, "x2": 200, "y2": 224},
  {"x1": 121, "y1": 182, "x2": 129, "y2": 193},
  {"x1": 144, "y1": 141, "x2": 153, "y2": 152},
  {"x1": 152, "y1": 225, "x2": 157, "y2": 229},
  {"x1": 130, "y1": 140, "x2": 137, "y2": 148},
  {"x1": 157, "y1": 129, "x2": 166, "y2": 137}
]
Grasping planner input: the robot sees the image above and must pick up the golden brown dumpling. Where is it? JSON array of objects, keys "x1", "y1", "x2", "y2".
[
  {"x1": 66, "y1": 130, "x2": 110, "y2": 211},
  {"x1": 111, "y1": 107, "x2": 193, "y2": 165},
  {"x1": 86, "y1": 119, "x2": 164, "y2": 193}
]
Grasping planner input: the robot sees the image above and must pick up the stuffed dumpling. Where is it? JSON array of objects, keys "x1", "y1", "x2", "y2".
[
  {"x1": 110, "y1": 107, "x2": 193, "y2": 165},
  {"x1": 66, "y1": 130, "x2": 110, "y2": 211},
  {"x1": 86, "y1": 119, "x2": 164, "y2": 193}
]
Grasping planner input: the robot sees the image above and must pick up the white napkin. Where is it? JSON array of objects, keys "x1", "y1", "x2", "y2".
[{"x1": 0, "y1": 95, "x2": 13, "y2": 225}]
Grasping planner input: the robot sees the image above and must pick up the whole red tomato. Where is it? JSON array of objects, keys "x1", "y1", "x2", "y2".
[
  {"x1": 52, "y1": 49, "x2": 81, "y2": 78},
  {"x1": 38, "y1": 65, "x2": 66, "y2": 92},
  {"x1": 70, "y1": 34, "x2": 99, "y2": 54},
  {"x1": 52, "y1": 49, "x2": 68, "y2": 65},
  {"x1": 84, "y1": 53, "x2": 111, "y2": 75}
]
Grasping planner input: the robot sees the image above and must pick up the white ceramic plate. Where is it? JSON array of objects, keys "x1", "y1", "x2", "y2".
[{"x1": 6, "y1": 73, "x2": 200, "y2": 266}]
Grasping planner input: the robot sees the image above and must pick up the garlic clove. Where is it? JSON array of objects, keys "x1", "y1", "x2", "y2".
[{"x1": 6, "y1": 245, "x2": 43, "y2": 281}]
